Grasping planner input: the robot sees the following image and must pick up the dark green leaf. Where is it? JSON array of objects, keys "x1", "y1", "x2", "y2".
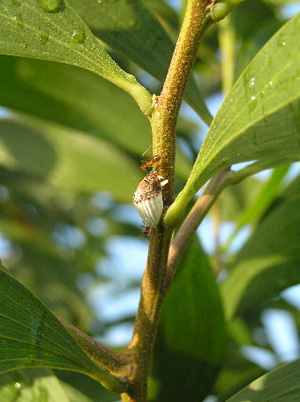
[
  {"x1": 142, "y1": 0, "x2": 179, "y2": 33},
  {"x1": 149, "y1": 238, "x2": 226, "y2": 402},
  {"x1": 227, "y1": 359, "x2": 300, "y2": 401},
  {"x1": 67, "y1": 0, "x2": 212, "y2": 124},
  {"x1": 68, "y1": 0, "x2": 173, "y2": 84},
  {"x1": 58, "y1": 371, "x2": 120, "y2": 402},
  {"x1": 0, "y1": 269, "x2": 124, "y2": 393}
]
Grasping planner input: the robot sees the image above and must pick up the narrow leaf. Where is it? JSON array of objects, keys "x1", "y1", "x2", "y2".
[
  {"x1": 0, "y1": 269, "x2": 126, "y2": 393},
  {"x1": 223, "y1": 164, "x2": 290, "y2": 248},
  {"x1": 227, "y1": 359, "x2": 300, "y2": 401},
  {"x1": 166, "y1": 13, "x2": 300, "y2": 226},
  {"x1": 221, "y1": 174, "x2": 300, "y2": 320},
  {"x1": 0, "y1": 0, "x2": 152, "y2": 113}
]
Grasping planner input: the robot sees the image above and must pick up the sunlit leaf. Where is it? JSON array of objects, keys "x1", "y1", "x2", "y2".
[
  {"x1": 166, "y1": 13, "x2": 300, "y2": 226},
  {"x1": 0, "y1": 369, "x2": 69, "y2": 402},
  {"x1": 0, "y1": 0, "x2": 152, "y2": 113},
  {"x1": 227, "y1": 359, "x2": 300, "y2": 401}
]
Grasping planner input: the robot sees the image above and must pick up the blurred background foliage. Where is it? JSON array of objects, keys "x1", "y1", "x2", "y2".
[{"x1": 0, "y1": 0, "x2": 300, "y2": 400}]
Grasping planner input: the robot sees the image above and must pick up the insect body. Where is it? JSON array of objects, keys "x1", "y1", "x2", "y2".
[
  {"x1": 133, "y1": 170, "x2": 168, "y2": 229},
  {"x1": 140, "y1": 155, "x2": 161, "y2": 171}
]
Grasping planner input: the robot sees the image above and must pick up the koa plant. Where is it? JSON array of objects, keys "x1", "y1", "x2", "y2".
[{"x1": 0, "y1": 0, "x2": 300, "y2": 401}]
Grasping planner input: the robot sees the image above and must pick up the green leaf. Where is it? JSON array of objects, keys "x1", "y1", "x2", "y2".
[
  {"x1": 227, "y1": 359, "x2": 300, "y2": 401},
  {"x1": 0, "y1": 0, "x2": 152, "y2": 113},
  {"x1": 221, "y1": 174, "x2": 300, "y2": 320},
  {"x1": 68, "y1": 0, "x2": 173, "y2": 83},
  {"x1": 149, "y1": 238, "x2": 226, "y2": 402},
  {"x1": 165, "y1": 13, "x2": 300, "y2": 226},
  {"x1": 218, "y1": 176, "x2": 265, "y2": 222},
  {"x1": 58, "y1": 371, "x2": 120, "y2": 402},
  {"x1": 61, "y1": 382, "x2": 93, "y2": 402},
  {"x1": 0, "y1": 269, "x2": 126, "y2": 393},
  {"x1": 0, "y1": 56, "x2": 150, "y2": 155},
  {"x1": 222, "y1": 164, "x2": 290, "y2": 248},
  {"x1": 0, "y1": 368, "x2": 69, "y2": 402},
  {"x1": 233, "y1": 164, "x2": 290, "y2": 225},
  {"x1": 67, "y1": 0, "x2": 212, "y2": 124},
  {"x1": 0, "y1": 118, "x2": 139, "y2": 202},
  {"x1": 142, "y1": 0, "x2": 179, "y2": 32}
]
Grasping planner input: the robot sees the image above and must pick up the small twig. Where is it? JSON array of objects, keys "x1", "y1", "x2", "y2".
[
  {"x1": 167, "y1": 168, "x2": 231, "y2": 276},
  {"x1": 211, "y1": 199, "x2": 223, "y2": 275}
]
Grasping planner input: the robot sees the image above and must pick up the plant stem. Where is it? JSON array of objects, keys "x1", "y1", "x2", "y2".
[
  {"x1": 151, "y1": 0, "x2": 210, "y2": 203},
  {"x1": 125, "y1": 226, "x2": 173, "y2": 401},
  {"x1": 167, "y1": 169, "x2": 231, "y2": 277},
  {"x1": 121, "y1": 1, "x2": 210, "y2": 400}
]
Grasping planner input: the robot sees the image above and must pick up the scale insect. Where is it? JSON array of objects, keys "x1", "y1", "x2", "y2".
[{"x1": 133, "y1": 154, "x2": 168, "y2": 234}]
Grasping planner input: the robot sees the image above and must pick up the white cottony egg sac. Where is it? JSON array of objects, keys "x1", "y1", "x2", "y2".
[
  {"x1": 132, "y1": 170, "x2": 168, "y2": 228},
  {"x1": 134, "y1": 192, "x2": 163, "y2": 227}
]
